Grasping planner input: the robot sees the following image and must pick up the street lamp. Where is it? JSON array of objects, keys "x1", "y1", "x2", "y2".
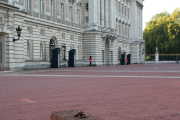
[{"x1": 13, "y1": 25, "x2": 22, "y2": 42}]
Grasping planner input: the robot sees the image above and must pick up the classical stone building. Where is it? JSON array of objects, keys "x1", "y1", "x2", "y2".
[{"x1": 0, "y1": 0, "x2": 144, "y2": 70}]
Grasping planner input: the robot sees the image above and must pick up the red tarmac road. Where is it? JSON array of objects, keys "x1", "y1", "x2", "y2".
[{"x1": 0, "y1": 64, "x2": 180, "y2": 120}]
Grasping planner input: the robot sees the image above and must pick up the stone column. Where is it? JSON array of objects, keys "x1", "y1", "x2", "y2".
[
  {"x1": 45, "y1": 0, "x2": 51, "y2": 16},
  {"x1": 105, "y1": 39, "x2": 110, "y2": 65},
  {"x1": 32, "y1": 0, "x2": 40, "y2": 14},
  {"x1": 111, "y1": 0, "x2": 116, "y2": 28},
  {"x1": 97, "y1": 0, "x2": 100, "y2": 26},
  {"x1": 105, "y1": 0, "x2": 110, "y2": 27},
  {"x1": 100, "y1": 0, "x2": 105, "y2": 26},
  {"x1": 104, "y1": 0, "x2": 109, "y2": 27},
  {"x1": 88, "y1": 0, "x2": 98, "y2": 30}
]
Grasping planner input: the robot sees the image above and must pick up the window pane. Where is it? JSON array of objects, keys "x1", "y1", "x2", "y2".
[{"x1": 0, "y1": 41, "x2": 2, "y2": 63}]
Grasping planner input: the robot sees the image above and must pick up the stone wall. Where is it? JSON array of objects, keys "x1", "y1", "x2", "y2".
[
  {"x1": 7, "y1": 11, "x2": 82, "y2": 70},
  {"x1": 0, "y1": 0, "x2": 144, "y2": 70}
]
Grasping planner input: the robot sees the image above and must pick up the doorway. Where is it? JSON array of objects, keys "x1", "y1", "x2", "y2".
[
  {"x1": 120, "y1": 53, "x2": 126, "y2": 65},
  {"x1": 49, "y1": 37, "x2": 60, "y2": 68},
  {"x1": 68, "y1": 49, "x2": 76, "y2": 67},
  {"x1": 51, "y1": 48, "x2": 60, "y2": 68},
  {"x1": 127, "y1": 54, "x2": 131, "y2": 65}
]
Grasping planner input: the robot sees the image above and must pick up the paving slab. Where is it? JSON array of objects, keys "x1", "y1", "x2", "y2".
[{"x1": 0, "y1": 64, "x2": 180, "y2": 120}]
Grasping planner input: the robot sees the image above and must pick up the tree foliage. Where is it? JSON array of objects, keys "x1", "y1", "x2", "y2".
[{"x1": 144, "y1": 8, "x2": 180, "y2": 55}]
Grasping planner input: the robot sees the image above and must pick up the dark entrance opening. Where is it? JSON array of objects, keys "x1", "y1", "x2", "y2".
[
  {"x1": 51, "y1": 48, "x2": 60, "y2": 68},
  {"x1": 49, "y1": 37, "x2": 60, "y2": 68},
  {"x1": 120, "y1": 53, "x2": 125, "y2": 65},
  {"x1": 68, "y1": 49, "x2": 76, "y2": 67},
  {"x1": 127, "y1": 54, "x2": 131, "y2": 65}
]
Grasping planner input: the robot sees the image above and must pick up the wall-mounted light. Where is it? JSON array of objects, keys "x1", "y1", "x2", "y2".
[
  {"x1": 49, "y1": 39, "x2": 55, "y2": 48},
  {"x1": 13, "y1": 25, "x2": 22, "y2": 42}
]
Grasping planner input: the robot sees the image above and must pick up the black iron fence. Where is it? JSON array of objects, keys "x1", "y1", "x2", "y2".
[{"x1": 146, "y1": 54, "x2": 180, "y2": 61}]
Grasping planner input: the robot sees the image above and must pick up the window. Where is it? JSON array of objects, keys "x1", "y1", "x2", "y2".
[
  {"x1": 118, "y1": 47, "x2": 121, "y2": 61},
  {"x1": 77, "y1": 9, "x2": 81, "y2": 25},
  {"x1": 40, "y1": 0, "x2": 45, "y2": 14},
  {"x1": 119, "y1": 24, "x2": 121, "y2": 35},
  {"x1": 0, "y1": 40, "x2": 2, "y2": 64},
  {"x1": 69, "y1": 6, "x2": 73, "y2": 23},
  {"x1": 45, "y1": 0, "x2": 51, "y2": 15},
  {"x1": 70, "y1": 34, "x2": 74, "y2": 41},
  {"x1": 110, "y1": 51, "x2": 113, "y2": 64},
  {"x1": 0, "y1": 16, "x2": 4, "y2": 25},
  {"x1": 127, "y1": 26, "x2": 130, "y2": 38},
  {"x1": 27, "y1": 40, "x2": 33, "y2": 60},
  {"x1": 62, "y1": 32, "x2": 65, "y2": 39},
  {"x1": 56, "y1": 0, "x2": 61, "y2": 18},
  {"x1": 40, "y1": 41, "x2": 47, "y2": 61},
  {"x1": 127, "y1": 8, "x2": 130, "y2": 19},
  {"x1": 102, "y1": 50, "x2": 105, "y2": 63},
  {"x1": 51, "y1": 0, "x2": 55, "y2": 16},
  {"x1": 18, "y1": 0, "x2": 24, "y2": 6},
  {"x1": 61, "y1": 3, "x2": 65, "y2": 21},
  {"x1": 86, "y1": 3, "x2": 88, "y2": 11},
  {"x1": 27, "y1": 0, "x2": 32, "y2": 12},
  {"x1": 62, "y1": 45, "x2": 66, "y2": 61},
  {"x1": 85, "y1": 16, "x2": 89, "y2": 24}
]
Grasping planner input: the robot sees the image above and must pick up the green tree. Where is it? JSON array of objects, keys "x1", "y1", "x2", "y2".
[
  {"x1": 168, "y1": 8, "x2": 180, "y2": 53},
  {"x1": 144, "y1": 8, "x2": 180, "y2": 60},
  {"x1": 144, "y1": 12, "x2": 170, "y2": 54}
]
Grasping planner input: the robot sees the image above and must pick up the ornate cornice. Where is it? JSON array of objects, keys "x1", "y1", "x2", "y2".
[{"x1": 0, "y1": 1, "x2": 18, "y2": 11}]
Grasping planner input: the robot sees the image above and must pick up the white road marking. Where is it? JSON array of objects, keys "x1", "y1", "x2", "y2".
[
  {"x1": 18, "y1": 69, "x2": 180, "y2": 74},
  {"x1": 2, "y1": 74, "x2": 180, "y2": 79}
]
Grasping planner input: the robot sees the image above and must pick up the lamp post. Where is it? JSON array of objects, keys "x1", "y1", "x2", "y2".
[{"x1": 13, "y1": 25, "x2": 22, "y2": 42}]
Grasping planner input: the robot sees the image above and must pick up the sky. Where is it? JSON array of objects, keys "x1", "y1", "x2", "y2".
[{"x1": 143, "y1": 0, "x2": 180, "y2": 29}]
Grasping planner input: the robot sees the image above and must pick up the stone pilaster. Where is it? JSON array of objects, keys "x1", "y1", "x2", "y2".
[
  {"x1": 100, "y1": 0, "x2": 105, "y2": 26},
  {"x1": 110, "y1": 0, "x2": 116, "y2": 29},
  {"x1": 88, "y1": 0, "x2": 98, "y2": 30},
  {"x1": 104, "y1": 0, "x2": 109, "y2": 27}
]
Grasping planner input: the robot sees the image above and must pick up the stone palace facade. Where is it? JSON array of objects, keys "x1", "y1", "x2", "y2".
[{"x1": 0, "y1": 0, "x2": 144, "y2": 70}]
